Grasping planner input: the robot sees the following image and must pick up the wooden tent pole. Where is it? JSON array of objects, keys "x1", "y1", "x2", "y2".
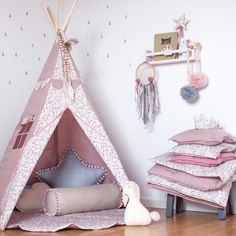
[
  {"x1": 55, "y1": 0, "x2": 60, "y2": 31},
  {"x1": 41, "y1": 2, "x2": 56, "y2": 38},
  {"x1": 46, "y1": 7, "x2": 56, "y2": 30},
  {"x1": 62, "y1": 0, "x2": 78, "y2": 33}
]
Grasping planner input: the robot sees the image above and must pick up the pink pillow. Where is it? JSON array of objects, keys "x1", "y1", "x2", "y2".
[
  {"x1": 16, "y1": 182, "x2": 50, "y2": 212},
  {"x1": 171, "y1": 152, "x2": 236, "y2": 167},
  {"x1": 169, "y1": 128, "x2": 236, "y2": 145},
  {"x1": 44, "y1": 184, "x2": 121, "y2": 216}
]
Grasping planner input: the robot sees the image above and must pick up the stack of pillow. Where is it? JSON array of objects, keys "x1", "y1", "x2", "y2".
[
  {"x1": 169, "y1": 128, "x2": 236, "y2": 166},
  {"x1": 147, "y1": 124, "x2": 236, "y2": 208}
]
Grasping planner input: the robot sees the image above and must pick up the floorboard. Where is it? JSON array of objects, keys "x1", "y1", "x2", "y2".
[{"x1": 0, "y1": 209, "x2": 236, "y2": 236}]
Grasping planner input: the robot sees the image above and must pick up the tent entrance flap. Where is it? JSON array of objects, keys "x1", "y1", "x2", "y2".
[{"x1": 28, "y1": 108, "x2": 118, "y2": 185}]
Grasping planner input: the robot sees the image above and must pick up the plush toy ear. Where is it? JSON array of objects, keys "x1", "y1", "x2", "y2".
[
  {"x1": 122, "y1": 192, "x2": 129, "y2": 207},
  {"x1": 132, "y1": 182, "x2": 140, "y2": 201}
]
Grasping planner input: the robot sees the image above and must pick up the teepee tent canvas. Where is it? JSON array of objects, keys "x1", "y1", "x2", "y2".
[{"x1": 0, "y1": 1, "x2": 128, "y2": 230}]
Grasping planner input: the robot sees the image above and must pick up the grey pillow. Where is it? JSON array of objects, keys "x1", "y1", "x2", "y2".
[{"x1": 36, "y1": 150, "x2": 107, "y2": 188}]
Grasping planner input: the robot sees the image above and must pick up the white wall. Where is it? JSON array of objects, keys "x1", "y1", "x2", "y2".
[
  {"x1": 0, "y1": 0, "x2": 54, "y2": 155},
  {"x1": 1, "y1": 0, "x2": 236, "y2": 213}
]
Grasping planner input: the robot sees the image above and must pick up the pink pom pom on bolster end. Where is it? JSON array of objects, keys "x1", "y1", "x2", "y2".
[
  {"x1": 189, "y1": 73, "x2": 209, "y2": 89},
  {"x1": 135, "y1": 78, "x2": 141, "y2": 84}
]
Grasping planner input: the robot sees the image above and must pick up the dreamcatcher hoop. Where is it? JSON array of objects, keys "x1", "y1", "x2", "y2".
[{"x1": 135, "y1": 62, "x2": 160, "y2": 129}]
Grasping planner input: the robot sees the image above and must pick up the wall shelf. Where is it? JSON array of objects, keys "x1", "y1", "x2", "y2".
[{"x1": 145, "y1": 47, "x2": 199, "y2": 66}]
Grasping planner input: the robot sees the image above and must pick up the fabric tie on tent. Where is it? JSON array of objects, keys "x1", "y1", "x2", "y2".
[
  {"x1": 21, "y1": 115, "x2": 35, "y2": 125},
  {"x1": 65, "y1": 38, "x2": 79, "y2": 48}
]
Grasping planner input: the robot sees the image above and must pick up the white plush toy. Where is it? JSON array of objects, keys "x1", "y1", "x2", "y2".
[{"x1": 123, "y1": 181, "x2": 160, "y2": 226}]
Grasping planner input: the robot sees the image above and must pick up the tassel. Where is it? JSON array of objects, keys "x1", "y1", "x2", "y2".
[
  {"x1": 135, "y1": 83, "x2": 143, "y2": 119},
  {"x1": 146, "y1": 84, "x2": 150, "y2": 126},
  {"x1": 135, "y1": 81, "x2": 160, "y2": 129},
  {"x1": 143, "y1": 85, "x2": 147, "y2": 125},
  {"x1": 67, "y1": 81, "x2": 75, "y2": 100},
  {"x1": 64, "y1": 80, "x2": 75, "y2": 100}
]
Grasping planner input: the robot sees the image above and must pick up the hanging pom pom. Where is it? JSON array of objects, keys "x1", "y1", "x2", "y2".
[
  {"x1": 189, "y1": 73, "x2": 209, "y2": 89},
  {"x1": 135, "y1": 78, "x2": 141, "y2": 84},
  {"x1": 180, "y1": 85, "x2": 199, "y2": 102},
  {"x1": 148, "y1": 77, "x2": 154, "y2": 82}
]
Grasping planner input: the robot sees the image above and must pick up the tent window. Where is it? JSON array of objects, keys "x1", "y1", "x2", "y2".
[{"x1": 13, "y1": 122, "x2": 33, "y2": 149}]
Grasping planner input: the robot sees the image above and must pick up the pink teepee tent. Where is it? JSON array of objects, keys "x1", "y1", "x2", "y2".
[{"x1": 0, "y1": 1, "x2": 128, "y2": 231}]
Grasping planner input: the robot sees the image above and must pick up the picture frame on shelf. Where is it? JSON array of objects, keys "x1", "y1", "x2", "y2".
[{"x1": 154, "y1": 32, "x2": 179, "y2": 61}]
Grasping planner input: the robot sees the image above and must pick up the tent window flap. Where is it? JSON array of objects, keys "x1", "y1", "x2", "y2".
[{"x1": 13, "y1": 122, "x2": 33, "y2": 149}]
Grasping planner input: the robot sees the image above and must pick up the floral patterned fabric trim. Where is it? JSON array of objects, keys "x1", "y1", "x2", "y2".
[
  {"x1": 170, "y1": 143, "x2": 236, "y2": 159},
  {"x1": 147, "y1": 174, "x2": 236, "y2": 207},
  {"x1": 152, "y1": 152, "x2": 236, "y2": 185},
  {"x1": 34, "y1": 85, "x2": 67, "y2": 135},
  {"x1": 7, "y1": 209, "x2": 125, "y2": 232}
]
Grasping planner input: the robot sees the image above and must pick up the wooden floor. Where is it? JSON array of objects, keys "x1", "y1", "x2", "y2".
[{"x1": 0, "y1": 209, "x2": 236, "y2": 236}]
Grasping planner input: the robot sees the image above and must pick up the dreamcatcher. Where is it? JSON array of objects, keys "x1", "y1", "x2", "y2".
[{"x1": 135, "y1": 62, "x2": 160, "y2": 129}]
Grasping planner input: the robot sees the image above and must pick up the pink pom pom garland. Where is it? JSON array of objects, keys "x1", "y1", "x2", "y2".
[{"x1": 180, "y1": 40, "x2": 209, "y2": 102}]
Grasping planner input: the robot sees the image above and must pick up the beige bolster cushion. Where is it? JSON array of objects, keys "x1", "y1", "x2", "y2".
[
  {"x1": 44, "y1": 183, "x2": 121, "y2": 216},
  {"x1": 16, "y1": 182, "x2": 50, "y2": 212}
]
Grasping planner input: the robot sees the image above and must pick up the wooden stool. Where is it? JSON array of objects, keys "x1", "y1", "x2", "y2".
[{"x1": 166, "y1": 191, "x2": 233, "y2": 220}]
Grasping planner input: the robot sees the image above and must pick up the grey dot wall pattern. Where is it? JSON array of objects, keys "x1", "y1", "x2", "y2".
[
  {"x1": 0, "y1": 1, "x2": 53, "y2": 160},
  {"x1": 0, "y1": 2, "x2": 53, "y2": 90},
  {"x1": 0, "y1": 0, "x2": 132, "y2": 92},
  {"x1": 82, "y1": 2, "x2": 131, "y2": 67}
]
